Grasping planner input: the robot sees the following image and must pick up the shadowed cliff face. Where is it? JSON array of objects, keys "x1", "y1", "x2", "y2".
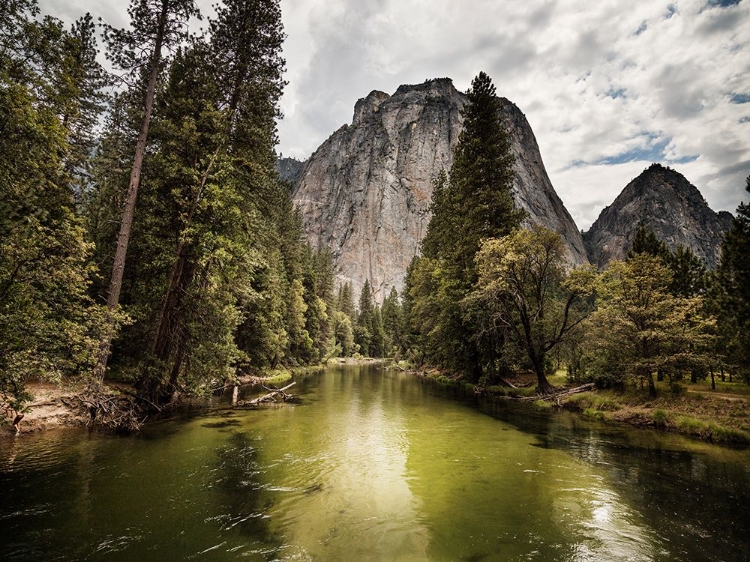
[
  {"x1": 291, "y1": 78, "x2": 587, "y2": 302},
  {"x1": 583, "y1": 163, "x2": 734, "y2": 269}
]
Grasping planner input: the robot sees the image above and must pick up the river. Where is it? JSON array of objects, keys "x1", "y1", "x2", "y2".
[{"x1": 1, "y1": 363, "x2": 749, "y2": 561}]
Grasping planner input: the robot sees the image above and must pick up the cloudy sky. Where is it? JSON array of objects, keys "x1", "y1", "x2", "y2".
[{"x1": 41, "y1": 0, "x2": 750, "y2": 230}]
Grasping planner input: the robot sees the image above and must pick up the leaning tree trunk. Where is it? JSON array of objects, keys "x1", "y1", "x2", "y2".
[{"x1": 93, "y1": 0, "x2": 170, "y2": 383}]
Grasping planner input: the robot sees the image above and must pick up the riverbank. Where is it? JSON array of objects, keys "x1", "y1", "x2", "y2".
[
  {"x1": 2, "y1": 357, "x2": 388, "y2": 437},
  {"x1": 1, "y1": 381, "x2": 89, "y2": 435},
  {"x1": 409, "y1": 367, "x2": 750, "y2": 446},
  {"x1": 560, "y1": 385, "x2": 750, "y2": 445}
]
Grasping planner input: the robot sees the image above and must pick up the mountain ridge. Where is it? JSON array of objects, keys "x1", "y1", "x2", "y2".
[
  {"x1": 583, "y1": 163, "x2": 733, "y2": 268},
  {"x1": 289, "y1": 78, "x2": 587, "y2": 302}
]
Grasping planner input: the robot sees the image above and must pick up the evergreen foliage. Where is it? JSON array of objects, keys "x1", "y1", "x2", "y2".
[
  {"x1": 627, "y1": 224, "x2": 708, "y2": 298},
  {"x1": 2, "y1": 0, "x2": 743, "y2": 416},
  {"x1": 713, "y1": 176, "x2": 750, "y2": 378},
  {"x1": 1, "y1": 0, "x2": 342, "y2": 411},
  {"x1": 409, "y1": 71, "x2": 524, "y2": 380},
  {"x1": 1, "y1": 0, "x2": 110, "y2": 411}
]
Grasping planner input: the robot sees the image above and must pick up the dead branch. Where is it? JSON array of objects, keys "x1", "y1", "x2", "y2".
[
  {"x1": 78, "y1": 384, "x2": 145, "y2": 433},
  {"x1": 517, "y1": 382, "x2": 595, "y2": 402},
  {"x1": 235, "y1": 382, "x2": 296, "y2": 408}
]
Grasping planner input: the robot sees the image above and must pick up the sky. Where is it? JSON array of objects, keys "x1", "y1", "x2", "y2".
[{"x1": 40, "y1": 0, "x2": 750, "y2": 230}]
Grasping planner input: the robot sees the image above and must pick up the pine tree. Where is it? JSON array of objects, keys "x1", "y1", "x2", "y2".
[
  {"x1": 61, "y1": 13, "x2": 111, "y2": 204},
  {"x1": 381, "y1": 287, "x2": 402, "y2": 355},
  {"x1": 627, "y1": 224, "x2": 669, "y2": 260},
  {"x1": 310, "y1": 247, "x2": 336, "y2": 358},
  {"x1": 1, "y1": 0, "x2": 107, "y2": 410},
  {"x1": 713, "y1": 176, "x2": 750, "y2": 377},
  {"x1": 337, "y1": 282, "x2": 356, "y2": 322},
  {"x1": 371, "y1": 307, "x2": 386, "y2": 358},
  {"x1": 666, "y1": 246, "x2": 707, "y2": 298},
  {"x1": 413, "y1": 72, "x2": 524, "y2": 379},
  {"x1": 355, "y1": 280, "x2": 374, "y2": 356},
  {"x1": 94, "y1": 0, "x2": 199, "y2": 381},
  {"x1": 628, "y1": 224, "x2": 708, "y2": 298}
]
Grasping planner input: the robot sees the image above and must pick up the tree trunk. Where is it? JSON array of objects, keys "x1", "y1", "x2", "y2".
[
  {"x1": 532, "y1": 355, "x2": 555, "y2": 395},
  {"x1": 647, "y1": 373, "x2": 657, "y2": 398},
  {"x1": 150, "y1": 251, "x2": 197, "y2": 363},
  {"x1": 93, "y1": 0, "x2": 170, "y2": 382},
  {"x1": 710, "y1": 368, "x2": 716, "y2": 390}
]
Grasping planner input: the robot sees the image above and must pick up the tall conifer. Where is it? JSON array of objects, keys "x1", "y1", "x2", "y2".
[
  {"x1": 416, "y1": 72, "x2": 523, "y2": 379},
  {"x1": 94, "y1": 0, "x2": 198, "y2": 381}
]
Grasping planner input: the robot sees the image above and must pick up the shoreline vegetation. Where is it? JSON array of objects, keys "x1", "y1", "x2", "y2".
[
  {"x1": 0, "y1": 357, "x2": 383, "y2": 436},
  {"x1": 5, "y1": 358, "x2": 748, "y2": 449},
  {"x1": 406, "y1": 365, "x2": 750, "y2": 446}
]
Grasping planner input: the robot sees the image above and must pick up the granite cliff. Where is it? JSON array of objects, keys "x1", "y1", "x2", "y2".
[
  {"x1": 276, "y1": 157, "x2": 305, "y2": 185},
  {"x1": 291, "y1": 78, "x2": 587, "y2": 302},
  {"x1": 583, "y1": 163, "x2": 733, "y2": 268}
]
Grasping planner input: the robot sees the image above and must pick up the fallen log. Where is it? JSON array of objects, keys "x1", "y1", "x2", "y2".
[
  {"x1": 518, "y1": 382, "x2": 595, "y2": 402},
  {"x1": 235, "y1": 382, "x2": 296, "y2": 408}
]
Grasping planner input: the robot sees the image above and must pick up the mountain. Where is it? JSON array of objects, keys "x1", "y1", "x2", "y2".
[
  {"x1": 276, "y1": 157, "x2": 305, "y2": 185},
  {"x1": 583, "y1": 163, "x2": 734, "y2": 268},
  {"x1": 290, "y1": 78, "x2": 587, "y2": 302}
]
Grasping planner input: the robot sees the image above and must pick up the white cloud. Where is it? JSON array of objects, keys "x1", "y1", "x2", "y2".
[
  {"x1": 38, "y1": 0, "x2": 750, "y2": 230},
  {"x1": 278, "y1": 0, "x2": 750, "y2": 229}
]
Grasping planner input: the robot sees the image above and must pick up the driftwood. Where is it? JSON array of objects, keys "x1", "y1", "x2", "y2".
[
  {"x1": 518, "y1": 382, "x2": 595, "y2": 403},
  {"x1": 235, "y1": 382, "x2": 296, "y2": 408}
]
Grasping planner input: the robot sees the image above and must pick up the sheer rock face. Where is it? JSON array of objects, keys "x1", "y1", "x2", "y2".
[
  {"x1": 291, "y1": 78, "x2": 587, "y2": 302},
  {"x1": 276, "y1": 157, "x2": 305, "y2": 185},
  {"x1": 583, "y1": 163, "x2": 734, "y2": 269}
]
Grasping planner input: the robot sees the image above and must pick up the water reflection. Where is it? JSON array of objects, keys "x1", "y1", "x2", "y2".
[
  {"x1": 211, "y1": 432, "x2": 276, "y2": 540},
  {"x1": 476, "y1": 396, "x2": 750, "y2": 560},
  {"x1": 253, "y1": 365, "x2": 432, "y2": 561},
  {"x1": 1, "y1": 365, "x2": 749, "y2": 561}
]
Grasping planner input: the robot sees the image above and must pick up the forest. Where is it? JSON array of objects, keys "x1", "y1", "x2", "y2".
[{"x1": 1, "y1": 0, "x2": 749, "y2": 432}]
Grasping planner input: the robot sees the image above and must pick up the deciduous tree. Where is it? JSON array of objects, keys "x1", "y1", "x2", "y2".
[{"x1": 472, "y1": 227, "x2": 597, "y2": 393}]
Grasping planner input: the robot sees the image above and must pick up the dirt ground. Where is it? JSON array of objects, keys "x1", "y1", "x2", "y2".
[{"x1": 2, "y1": 382, "x2": 88, "y2": 436}]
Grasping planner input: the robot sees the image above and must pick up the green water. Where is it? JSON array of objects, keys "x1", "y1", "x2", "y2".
[{"x1": 1, "y1": 364, "x2": 749, "y2": 561}]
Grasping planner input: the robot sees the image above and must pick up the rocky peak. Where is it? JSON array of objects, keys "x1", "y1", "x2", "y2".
[
  {"x1": 583, "y1": 163, "x2": 733, "y2": 268},
  {"x1": 394, "y1": 77, "x2": 457, "y2": 96},
  {"x1": 353, "y1": 90, "x2": 390, "y2": 125},
  {"x1": 292, "y1": 79, "x2": 588, "y2": 303}
]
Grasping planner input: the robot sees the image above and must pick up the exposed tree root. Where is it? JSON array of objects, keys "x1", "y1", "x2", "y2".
[{"x1": 77, "y1": 384, "x2": 148, "y2": 433}]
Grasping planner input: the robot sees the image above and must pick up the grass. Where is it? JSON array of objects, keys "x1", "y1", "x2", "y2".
[
  {"x1": 414, "y1": 366, "x2": 750, "y2": 446},
  {"x1": 565, "y1": 392, "x2": 620, "y2": 412},
  {"x1": 675, "y1": 415, "x2": 750, "y2": 445},
  {"x1": 583, "y1": 408, "x2": 607, "y2": 421},
  {"x1": 562, "y1": 383, "x2": 750, "y2": 445},
  {"x1": 652, "y1": 409, "x2": 670, "y2": 428}
]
